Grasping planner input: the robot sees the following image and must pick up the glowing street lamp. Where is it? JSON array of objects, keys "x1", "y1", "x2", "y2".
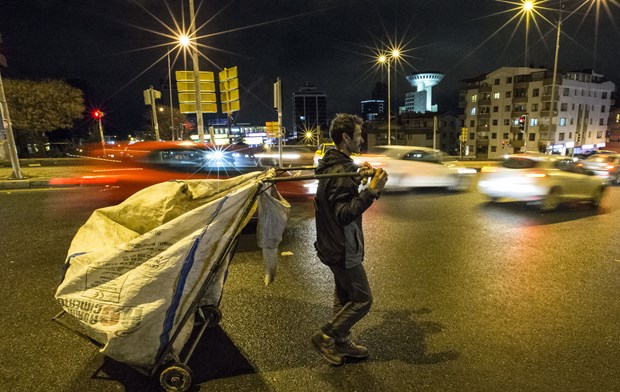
[
  {"x1": 522, "y1": 0, "x2": 535, "y2": 66},
  {"x1": 378, "y1": 48, "x2": 400, "y2": 145}
]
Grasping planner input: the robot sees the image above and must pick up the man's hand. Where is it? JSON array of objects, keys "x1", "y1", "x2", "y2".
[{"x1": 368, "y1": 168, "x2": 388, "y2": 193}]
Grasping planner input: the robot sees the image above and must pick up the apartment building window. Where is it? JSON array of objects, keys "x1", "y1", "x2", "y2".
[
  {"x1": 470, "y1": 120, "x2": 475, "y2": 127},
  {"x1": 602, "y1": 92, "x2": 608, "y2": 99},
  {"x1": 599, "y1": 118, "x2": 604, "y2": 126},
  {"x1": 494, "y1": 79, "x2": 500, "y2": 85},
  {"x1": 570, "y1": 118, "x2": 574, "y2": 125},
  {"x1": 559, "y1": 118, "x2": 567, "y2": 126},
  {"x1": 616, "y1": 114, "x2": 620, "y2": 123},
  {"x1": 471, "y1": 94, "x2": 477, "y2": 102},
  {"x1": 569, "y1": 132, "x2": 572, "y2": 138},
  {"x1": 590, "y1": 118, "x2": 593, "y2": 125},
  {"x1": 493, "y1": 106, "x2": 499, "y2": 112},
  {"x1": 471, "y1": 107, "x2": 477, "y2": 115},
  {"x1": 597, "y1": 131, "x2": 602, "y2": 138},
  {"x1": 563, "y1": 88, "x2": 569, "y2": 96},
  {"x1": 503, "y1": 119, "x2": 510, "y2": 126},
  {"x1": 505, "y1": 91, "x2": 512, "y2": 98},
  {"x1": 532, "y1": 103, "x2": 538, "y2": 112},
  {"x1": 494, "y1": 92, "x2": 500, "y2": 99},
  {"x1": 593, "y1": 91, "x2": 597, "y2": 97},
  {"x1": 469, "y1": 133, "x2": 475, "y2": 140},
  {"x1": 602, "y1": 105, "x2": 606, "y2": 113},
  {"x1": 492, "y1": 119, "x2": 498, "y2": 126},
  {"x1": 491, "y1": 146, "x2": 497, "y2": 152},
  {"x1": 572, "y1": 103, "x2": 575, "y2": 110},
  {"x1": 506, "y1": 77, "x2": 512, "y2": 83},
  {"x1": 529, "y1": 133, "x2": 535, "y2": 141},
  {"x1": 532, "y1": 88, "x2": 539, "y2": 97},
  {"x1": 492, "y1": 133, "x2": 497, "y2": 139},
  {"x1": 503, "y1": 133, "x2": 509, "y2": 139},
  {"x1": 505, "y1": 105, "x2": 511, "y2": 112},
  {"x1": 559, "y1": 133, "x2": 565, "y2": 141},
  {"x1": 560, "y1": 103, "x2": 568, "y2": 111},
  {"x1": 530, "y1": 118, "x2": 538, "y2": 126}
]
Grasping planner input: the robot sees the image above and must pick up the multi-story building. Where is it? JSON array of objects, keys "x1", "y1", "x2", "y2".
[
  {"x1": 460, "y1": 67, "x2": 615, "y2": 159},
  {"x1": 360, "y1": 99, "x2": 385, "y2": 121},
  {"x1": 364, "y1": 111, "x2": 461, "y2": 153},
  {"x1": 292, "y1": 83, "x2": 327, "y2": 140},
  {"x1": 606, "y1": 103, "x2": 620, "y2": 151}
]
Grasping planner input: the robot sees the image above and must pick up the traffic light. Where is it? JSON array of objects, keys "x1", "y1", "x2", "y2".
[
  {"x1": 92, "y1": 109, "x2": 103, "y2": 120},
  {"x1": 518, "y1": 115, "x2": 526, "y2": 131},
  {"x1": 460, "y1": 127, "x2": 468, "y2": 142}
]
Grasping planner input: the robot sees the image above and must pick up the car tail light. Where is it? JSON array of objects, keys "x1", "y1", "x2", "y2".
[{"x1": 605, "y1": 164, "x2": 615, "y2": 170}]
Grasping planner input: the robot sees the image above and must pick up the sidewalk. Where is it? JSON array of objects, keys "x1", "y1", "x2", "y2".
[{"x1": 0, "y1": 160, "x2": 95, "y2": 190}]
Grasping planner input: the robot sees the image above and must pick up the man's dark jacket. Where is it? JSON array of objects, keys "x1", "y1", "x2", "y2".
[{"x1": 314, "y1": 148, "x2": 377, "y2": 269}]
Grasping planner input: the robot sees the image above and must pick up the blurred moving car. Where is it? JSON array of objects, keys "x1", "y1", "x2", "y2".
[
  {"x1": 359, "y1": 146, "x2": 476, "y2": 191},
  {"x1": 51, "y1": 141, "x2": 315, "y2": 203},
  {"x1": 478, "y1": 153, "x2": 607, "y2": 212},
  {"x1": 578, "y1": 152, "x2": 620, "y2": 185}
]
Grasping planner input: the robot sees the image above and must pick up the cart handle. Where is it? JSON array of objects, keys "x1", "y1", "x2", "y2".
[{"x1": 264, "y1": 171, "x2": 369, "y2": 183}]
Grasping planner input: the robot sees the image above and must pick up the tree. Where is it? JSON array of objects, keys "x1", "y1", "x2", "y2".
[
  {"x1": 141, "y1": 106, "x2": 188, "y2": 140},
  {"x1": 4, "y1": 78, "x2": 84, "y2": 155}
]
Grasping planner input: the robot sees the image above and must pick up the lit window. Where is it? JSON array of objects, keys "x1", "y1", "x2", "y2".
[
  {"x1": 471, "y1": 107, "x2": 477, "y2": 115},
  {"x1": 494, "y1": 92, "x2": 500, "y2": 99},
  {"x1": 559, "y1": 118, "x2": 567, "y2": 126},
  {"x1": 471, "y1": 95, "x2": 477, "y2": 103}
]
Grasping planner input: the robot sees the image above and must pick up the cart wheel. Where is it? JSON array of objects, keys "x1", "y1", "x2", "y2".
[
  {"x1": 159, "y1": 363, "x2": 193, "y2": 392},
  {"x1": 201, "y1": 305, "x2": 222, "y2": 328}
]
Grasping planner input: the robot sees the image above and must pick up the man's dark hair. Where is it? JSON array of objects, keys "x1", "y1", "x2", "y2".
[{"x1": 329, "y1": 113, "x2": 363, "y2": 144}]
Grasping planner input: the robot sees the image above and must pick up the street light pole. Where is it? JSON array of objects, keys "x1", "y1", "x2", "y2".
[
  {"x1": 387, "y1": 60, "x2": 391, "y2": 145},
  {"x1": 188, "y1": 0, "x2": 205, "y2": 143},
  {"x1": 552, "y1": 1, "x2": 563, "y2": 154}
]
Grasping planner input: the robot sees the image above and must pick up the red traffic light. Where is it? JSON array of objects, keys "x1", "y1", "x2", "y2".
[
  {"x1": 92, "y1": 109, "x2": 103, "y2": 119},
  {"x1": 518, "y1": 116, "x2": 526, "y2": 124}
]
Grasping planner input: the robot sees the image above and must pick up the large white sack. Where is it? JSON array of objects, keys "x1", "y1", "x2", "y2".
[{"x1": 55, "y1": 171, "x2": 273, "y2": 369}]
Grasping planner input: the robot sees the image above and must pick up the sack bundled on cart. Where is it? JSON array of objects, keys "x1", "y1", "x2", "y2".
[{"x1": 54, "y1": 169, "x2": 290, "y2": 384}]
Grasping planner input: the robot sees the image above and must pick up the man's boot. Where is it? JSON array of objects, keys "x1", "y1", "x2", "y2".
[
  {"x1": 335, "y1": 337, "x2": 369, "y2": 359},
  {"x1": 311, "y1": 332, "x2": 343, "y2": 365}
]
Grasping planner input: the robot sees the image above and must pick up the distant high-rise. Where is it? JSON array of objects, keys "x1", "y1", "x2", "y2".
[
  {"x1": 361, "y1": 100, "x2": 385, "y2": 121},
  {"x1": 292, "y1": 83, "x2": 327, "y2": 139}
]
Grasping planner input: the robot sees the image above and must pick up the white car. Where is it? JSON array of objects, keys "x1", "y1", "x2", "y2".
[
  {"x1": 358, "y1": 146, "x2": 476, "y2": 191},
  {"x1": 579, "y1": 152, "x2": 620, "y2": 185},
  {"x1": 478, "y1": 153, "x2": 607, "y2": 212}
]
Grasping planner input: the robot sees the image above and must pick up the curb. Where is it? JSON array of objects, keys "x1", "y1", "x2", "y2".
[{"x1": 0, "y1": 178, "x2": 51, "y2": 190}]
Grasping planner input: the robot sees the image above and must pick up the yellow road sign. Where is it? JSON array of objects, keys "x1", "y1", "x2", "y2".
[
  {"x1": 218, "y1": 66, "x2": 238, "y2": 81},
  {"x1": 220, "y1": 89, "x2": 240, "y2": 102},
  {"x1": 175, "y1": 70, "x2": 214, "y2": 82},
  {"x1": 219, "y1": 79, "x2": 239, "y2": 92},
  {"x1": 178, "y1": 92, "x2": 217, "y2": 103},
  {"x1": 179, "y1": 102, "x2": 218, "y2": 114},
  {"x1": 221, "y1": 100, "x2": 240, "y2": 114},
  {"x1": 176, "y1": 81, "x2": 216, "y2": 93}
]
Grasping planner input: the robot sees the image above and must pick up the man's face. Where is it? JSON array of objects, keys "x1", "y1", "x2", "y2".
[{"x1": 343, "y1": 125, "x2": 363, "y2": 156}]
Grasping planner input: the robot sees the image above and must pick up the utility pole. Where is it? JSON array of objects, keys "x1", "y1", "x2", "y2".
[
  {"x1": 149, "y1": 86, "x2": 160, "y2": 140},
  {"x1": 433, "y1": 115, "x2": 438, "y2": 150},
  {"x1": 0, "y1": 71, "x2": 23, "y2": 179}
]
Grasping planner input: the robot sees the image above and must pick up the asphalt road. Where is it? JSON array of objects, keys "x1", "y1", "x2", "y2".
[{"x1": 1, "y1": 182, "x2": 619, "y2": 392}]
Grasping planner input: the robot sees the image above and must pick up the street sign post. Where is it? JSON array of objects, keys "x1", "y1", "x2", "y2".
[{"x1": 176, "y1": 70, "x2": 217, "y2": 142}]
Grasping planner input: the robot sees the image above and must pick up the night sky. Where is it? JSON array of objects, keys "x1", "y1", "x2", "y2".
[{"x1": 1, "y1": 0, "x2": 619, "y2": 135}]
